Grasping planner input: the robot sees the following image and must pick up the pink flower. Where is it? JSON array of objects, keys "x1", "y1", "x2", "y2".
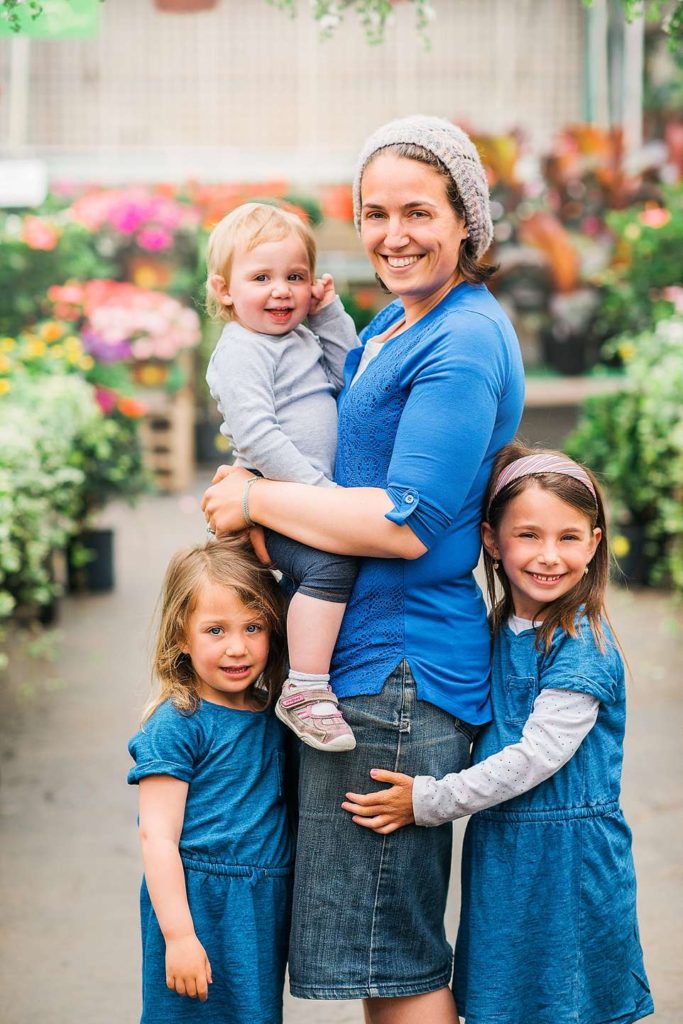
[
  {"x1": 21, "y1": 216, "x2": 59, "y2": 251},
  {"x1": 95, "y1": 387, "x2": 118, "y2": 414},
  {"x1": 136, "y1": 227, "x2": 173, "y2": 251},
  {"x1": 638, "y1": 207, "x2": 670, "y2": 229}
]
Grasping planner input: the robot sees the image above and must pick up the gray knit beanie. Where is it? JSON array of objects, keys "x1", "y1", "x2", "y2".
[{"x1": 352, "y1": 115, "x2": 493, "y2": 259}]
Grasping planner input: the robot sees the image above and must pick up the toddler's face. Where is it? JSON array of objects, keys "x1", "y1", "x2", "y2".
[{"x1": 223, "y1": 234, "x2": 313, "y2": 335}]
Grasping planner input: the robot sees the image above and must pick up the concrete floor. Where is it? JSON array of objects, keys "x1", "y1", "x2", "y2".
[{"x1": 0, "y1": 481, "x2": 681, "y2": 1024}]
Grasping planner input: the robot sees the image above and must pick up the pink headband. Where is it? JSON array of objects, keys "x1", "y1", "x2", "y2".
[{"x1": 488, "y1": 454, "x2": 598, "y2": 513}]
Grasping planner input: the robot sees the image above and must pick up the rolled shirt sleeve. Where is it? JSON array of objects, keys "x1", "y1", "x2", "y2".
[{"x1": 383, "y1": 312, "x2": 508, "y2": 547}]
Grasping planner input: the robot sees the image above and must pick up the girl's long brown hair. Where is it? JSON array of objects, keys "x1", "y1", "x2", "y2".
[
  {"x1": 142, "y1": 536, "x2": 287, "y2": 724},
  {"x1": 483, "y1": 440, "x2": 612, "y2": 653}
]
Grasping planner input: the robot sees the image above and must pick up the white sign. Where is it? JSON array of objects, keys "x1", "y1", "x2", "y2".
[{"x1": 0, "y1": 160, "x2": 48, "y2": 208}]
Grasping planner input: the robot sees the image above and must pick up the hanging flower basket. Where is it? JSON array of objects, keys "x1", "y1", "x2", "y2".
[{"x1": 154, "y1": 0, "x2": 219, "y2": 12}]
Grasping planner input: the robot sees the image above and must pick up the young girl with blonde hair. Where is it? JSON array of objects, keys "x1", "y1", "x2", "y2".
[{"x1": 128, "y1": 537, "x2": 293, "y2": 1024}]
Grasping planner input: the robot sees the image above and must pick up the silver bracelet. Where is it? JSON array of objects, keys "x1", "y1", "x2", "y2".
[{"x1": 241, "y1": 477, "x2": 261, "y2": 529}]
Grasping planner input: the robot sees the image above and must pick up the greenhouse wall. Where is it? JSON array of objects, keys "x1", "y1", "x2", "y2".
[{"x1": 0, "y1": 0, "x2": 585, "y2": 183}]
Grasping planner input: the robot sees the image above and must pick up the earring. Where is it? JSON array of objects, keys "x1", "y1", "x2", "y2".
[
  {"x1": 493, "y1": 561, "x2": 500, "y2": 571},
  {"x1": 584, "y1": 565, "x2": 589, "y2": 575}
]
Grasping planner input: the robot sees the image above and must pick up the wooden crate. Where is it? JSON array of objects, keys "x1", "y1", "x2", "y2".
[{"x1": 138, "y1": 388, "x2": 195, "y2": 493}]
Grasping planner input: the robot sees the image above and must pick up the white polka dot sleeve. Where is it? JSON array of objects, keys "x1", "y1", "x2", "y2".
[{"x1": 412, "y1": 689, "x2": 599, "y2": 827}]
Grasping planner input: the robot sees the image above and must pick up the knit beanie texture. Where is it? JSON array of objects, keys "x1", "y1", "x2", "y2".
[{"x1": 352, "y1": 115, "x2": 493, "y2": 259}]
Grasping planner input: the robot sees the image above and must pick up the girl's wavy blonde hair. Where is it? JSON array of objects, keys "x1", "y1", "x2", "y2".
[
  {"x1": 483, "y1": 440, "x2": 613, "y2": 653},
  {"x1": 141, "y1": 536, "x2": 288, "y2": 724},
  {"x1": 205, "y1": 202, "x2": 317, "y2": 322}
]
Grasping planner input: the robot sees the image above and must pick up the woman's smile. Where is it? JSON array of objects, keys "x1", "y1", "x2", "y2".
[{"x1": 360, "y1": 152, "x2": 469, "y2": 323}]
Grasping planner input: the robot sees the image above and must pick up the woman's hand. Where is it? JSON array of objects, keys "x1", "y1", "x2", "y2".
[
  {"x1": 201, "y1": 465, "x2": 254, "y2": 536},
  {"x1": 165, "y1": 933, "x2": 212, "y2": 1001},
  {"x1": 202, "y1": 466, "x2": 271, "y2": 563},
  {"x1": 341, "y1": 769, "x2": 415, "y2": 834}
]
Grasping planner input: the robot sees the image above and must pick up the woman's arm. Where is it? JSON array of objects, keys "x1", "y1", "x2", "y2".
[
  {"x1": 138, "y1": 776, "x2": 212, "y2": 1001},
  {"x1": 202, "y1": 468, "x2": 427, "y2": 560}
]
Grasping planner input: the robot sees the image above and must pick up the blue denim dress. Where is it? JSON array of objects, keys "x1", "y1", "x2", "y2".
[
  {"x1": 128, "y1": 700, "x2": 294, "y2": 1024},
  {"x1": 454, "y1": 621, "x2": 654, "y2": 1024}
]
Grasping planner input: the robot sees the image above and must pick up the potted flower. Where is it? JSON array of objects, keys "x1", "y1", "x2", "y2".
[
  {"x1": 66, "y1": 403, "x2": 149, "y2": 593},
  {"x1": 47, "y1": 279, "x2": 202, "y2": 392},
  {"x1": 66, "y1": 187, "x2": 201, "y2": 301}
]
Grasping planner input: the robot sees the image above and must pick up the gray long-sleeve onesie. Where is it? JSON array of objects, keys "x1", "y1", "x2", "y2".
[{"x1": 206, "y1": 298, "x2": 359, "y2": 488}]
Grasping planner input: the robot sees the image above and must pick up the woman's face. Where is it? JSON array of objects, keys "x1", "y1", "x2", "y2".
[{"x1": 359, "y1": 152, "x2": 469, "y2": 315}]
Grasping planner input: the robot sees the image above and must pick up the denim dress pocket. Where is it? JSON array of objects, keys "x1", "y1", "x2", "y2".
[{"x1": 503, "y1": 674, "x2": 536, "y2": 725}]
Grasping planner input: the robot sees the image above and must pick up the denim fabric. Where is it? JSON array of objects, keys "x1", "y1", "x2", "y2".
[
  {"x1": 128, "y1": 702, "x2": 294, "y2": 1023},
  {"x1": 264, "y1": 528, "x2": 358, "y2": 604},
  {"x1": 289, "y1": 661, "x2": 474, "y2": 999},
  {"x1": 454, "y1": 621, "x2": 654, "y2": 1024},
  {"x1": 139, "y1": 860, "x2": 292, "y2": 1023}
]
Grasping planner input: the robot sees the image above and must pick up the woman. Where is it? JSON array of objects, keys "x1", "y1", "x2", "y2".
[{"x1": 202, "y1": 115, "x2": 525, "y2": 1024}]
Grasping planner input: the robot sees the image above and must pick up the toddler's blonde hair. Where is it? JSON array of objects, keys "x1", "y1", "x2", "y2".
[{"x1": 206, "y1": 202, "x2": 317, "y2": 322}]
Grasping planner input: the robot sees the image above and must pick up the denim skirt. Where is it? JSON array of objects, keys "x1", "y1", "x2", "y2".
[{"x1": 288, "y1": 661, "x2": 475, "y2": 1000}]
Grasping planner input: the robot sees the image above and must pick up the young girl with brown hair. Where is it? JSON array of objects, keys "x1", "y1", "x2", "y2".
[
  {"x1": 128, "y1": 538, "x2": 293, "y2": 1023},
  {"x1": 345, "y1": 442, "x2": 654, "y2": 1024}
]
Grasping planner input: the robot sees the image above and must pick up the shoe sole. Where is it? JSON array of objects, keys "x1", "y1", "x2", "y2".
[{"x1": 275, "y1": 701, "x2": 356, "y2": 752}]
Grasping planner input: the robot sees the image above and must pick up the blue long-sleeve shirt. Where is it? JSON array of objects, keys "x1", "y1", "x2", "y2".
[{"x1": 331, "y1": 282, "x2": 525, "y2": 725}]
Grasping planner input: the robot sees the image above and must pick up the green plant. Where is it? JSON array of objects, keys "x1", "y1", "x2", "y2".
[
  {"x1": 583, "y1": 0, "x2": 683, "y2": 55},
  {"x1": 267, "y1": 0, "x2": 435, "y2": 45},
  {"x1": 0, "y1": 368, "x2": 148, "y2": 653},
  {"x1": 0, "y1": 0, "x2": 42, "y2": 31},
  {"x1": 0, "y1": 215, "x2": 113, "y2": 336},
  {"x1": 67, "y1": 407, "x2": 150, "y2": 525},
  {"x1": 592, "y1": 185, "x2": 683, "y2": 341},
  {"x1": 566, "y1": 312, "x2": 683, "y2": 590},
  {"x1": 0, "y1": 375, "x2": 97, "y2": 624}
]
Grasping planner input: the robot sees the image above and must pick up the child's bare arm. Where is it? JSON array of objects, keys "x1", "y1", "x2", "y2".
[{"x1": 139, "y1": 776, "x2": 213, "y2": 1001}]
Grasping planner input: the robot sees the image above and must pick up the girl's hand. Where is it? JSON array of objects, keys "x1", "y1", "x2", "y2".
[
  {"x1": 165, "y1": 933, "x2": 212, "y2": 1001},
  {"x1": 309, "y1": 273, "x2": 336, "y2": 315},
  {"x1": 341, "y1": 769, "x2": 415, "y2": 834},
  {"x1": 201, "y1": 465, "x2": 255, "y2": 536}
]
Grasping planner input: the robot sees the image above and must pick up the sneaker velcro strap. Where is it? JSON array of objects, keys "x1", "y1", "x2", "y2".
[{"x1": 279, "y1": 689, "x2": 338, "y2": 710}]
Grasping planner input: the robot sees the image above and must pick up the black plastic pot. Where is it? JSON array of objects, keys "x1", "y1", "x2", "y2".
[
  {"x1": 195, "y1": 419, "x2": 232, "y2": 466},
  {"x1": 540, "y1": 325, "x2": 600, "y2": 376},
  {"x1": 612, "y1": 524, "x2": 653, "y2": 587},
  {"x1": 68, "y1": 529, "x2": 115, "y2": 593}
]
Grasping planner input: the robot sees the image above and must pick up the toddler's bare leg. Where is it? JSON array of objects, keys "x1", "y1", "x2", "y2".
[{"x1": 287, "y1": 591, "x2": 346, "y2": 675}]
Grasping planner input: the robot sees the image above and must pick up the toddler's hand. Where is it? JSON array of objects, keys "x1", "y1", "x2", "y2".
[
  {"x1": 342, "y1": 769, "x2": 415, "y2": 834},
  {"x1": 310, "y1": 273, "x2": 337, "y2": 315},
  {"x1": 165, "y1": 934, "x2": 212, "y2": 1001}
]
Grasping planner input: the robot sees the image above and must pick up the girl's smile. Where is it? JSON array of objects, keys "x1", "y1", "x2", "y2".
[
  {"x1": 482, "y1": 483, "x2": 601, "y2": 621},
  {"x1": 181, "y1": 582, "x2": 270, "y2": 709}
]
